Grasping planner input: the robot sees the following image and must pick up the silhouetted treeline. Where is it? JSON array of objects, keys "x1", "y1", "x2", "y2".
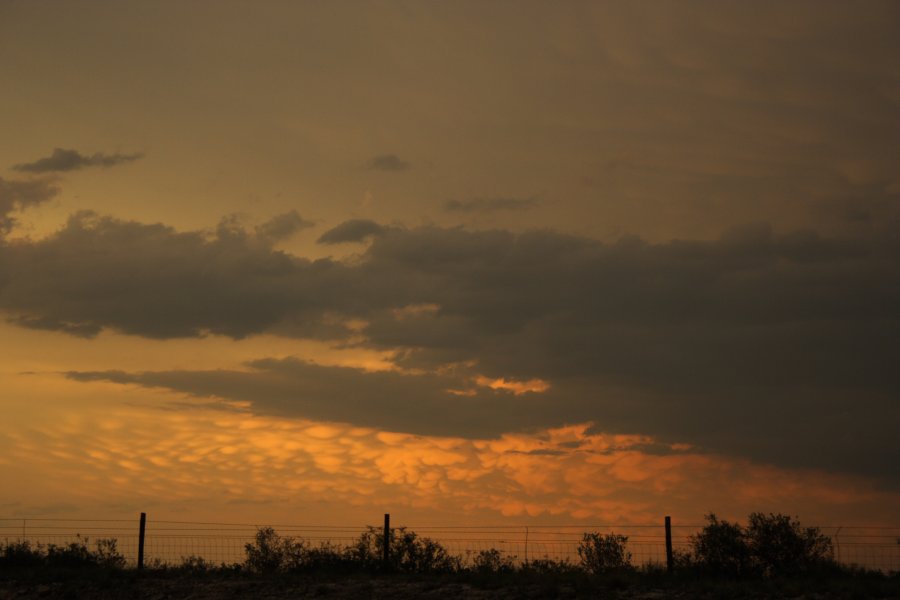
[{"x1": 0, "y1": 513, "x2": 889, "y2": 581}]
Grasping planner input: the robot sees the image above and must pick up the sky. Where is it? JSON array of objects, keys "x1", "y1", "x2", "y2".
[{"x1": 1, "y1": 1, "x2": 899, "y2": 529}]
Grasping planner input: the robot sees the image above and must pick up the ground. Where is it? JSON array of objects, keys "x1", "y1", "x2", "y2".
[{"x1": 1, "y1": 571, "x2": 899, "y2": 599}]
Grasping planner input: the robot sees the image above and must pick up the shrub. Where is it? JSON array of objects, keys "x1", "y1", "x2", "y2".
[
  {"x1": 179, "y1": 555, "x2": 213, "y2": 573},
  {"x1": 690, "y1": 513, "x2": 834, "y2": 578},
  {"x1": 0, "y1": 536, "x2": 125, "y2": 570},
  {"x1": 0, "y1": 540, "x2": 44, "y2": 569},
  {"x1": 472, "y1": 548, "x2": 516, "y2": 574},
  {"x1": 350, "y1": 526, "x2": 459, "y2": 573},
  {"x1": 92, "y1": 538, "x2": 127, "y2": 569},
  {"x1": 45, "y1": 538, "x2": 94, "y2": 568},
  {"x1": 577, "y1": 533, "x2": 632, "y2": 574},
  {"x1": 244, "y1": 527, "x2": 306, "y2": 572},
  {"x1": 690, "y1": 514, "x2": 753, "y2": 577},
  {"x1": 300, "y1": 541, "x2": 356, "y2": 571},
  {"x1": 524, "y1": 557, "x2": 579, "y2": 575},
  {"x1": 746, "y1": 512, "x2": 833, "y2": 576}
]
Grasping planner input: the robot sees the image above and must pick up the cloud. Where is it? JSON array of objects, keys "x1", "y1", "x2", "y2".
[
  {"x1": 3, "y1": 214, "x2": 900, "y2": 481},
  {"x1": 254, "y1": 210, "x2": 314, "y2": 242},
  {"x1": 368, "y1": 154, "x2": 410, "y2": 171},
  {"x1": 9, "y1": 314, "x2": 101, "y2": 338},
  {"x1": 444, "y1": 197, "x2": 539, "y2": 213},
  {"x1": 317, "y1": 219, "x2": 386, "y2": 244},
  {"x1": 13, "y1": 148, "x2": 143, "y2": 173},
  {"x1": 0, "y1": 210, "x2": 331, "y2": 339},
  {"x1": 0, "y1": 176, "x2": 60, "y2": 233},
  {"x1": 10, "y1": 398, "x2": 899, "y2": 525},
  {"x1": 65, "y1": 357, "x2": 556, "y2": 438}
]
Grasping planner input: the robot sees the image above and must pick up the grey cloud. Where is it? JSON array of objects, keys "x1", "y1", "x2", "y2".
[
  {"x1": 0, "y1": 211, "x2": 338, "y2": 339},
  {"x1": 13, "y1": 148, "x2": 143, "y2": 173},
  {"x1": 316, "y1": 219, "x2": 386, "y2": 244},
  {"x1": 9, "y1": 314, "x2": 102, "y2": 338},
  {"x1": 3, "y1": 214, "x2": 900, "y2": 481},
  {"x1": 444, "y1": 197, "x2": 539, "y2": 213},
  {"x1": 66, "y1": 358, "x2": 554, "y2": 438},
  {"x1": 255, "y1": 210, "x2": 314, "y2": 242},
  {"x1": 0, "y1": 176, "x2": 60, "y2": 233},
  {"x1": 368, "y1": 154, "x2": 410, "y2": 171}
]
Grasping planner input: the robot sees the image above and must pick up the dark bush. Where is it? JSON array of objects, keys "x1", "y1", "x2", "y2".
[
  {"x1": 472, "y1": 548, "x2": 516, "y2": 574},
  {"x1": 0, "y1": 536, "x2": 125, "y2": 570},
  {"x1": 577, "y1": 533, "x2": 632, "y2": 574},
  {"x1": 746, "y1": 512, "x2": 833, "y2": 576},
  {"x1": 524, "y1": 557, "x2": 579, "y2": 575},
  {"x1": 302, "y1": 541, "x2": 365, "y2": 572},
  {"x1": 244, "y1": 527, "x2": 305, "y2": 572},
  {"x1": 350, "y1": 526, "x2": 459, "y2": 573},
  {"x1": 690, "y1": 513, "x2": 834, "y2": 578},
  {"x1": 91, "y1": 538, "x2": 127, "y2": 569},
  {"x1": 178, "y1": 555, "x2": 214, "y2": 573},
  {"x1": 0, "y1": 540, "x2": 44, "y2": 569},
  {"x1": 690, "y1": 514, "x2": 753, "y2": 577}
]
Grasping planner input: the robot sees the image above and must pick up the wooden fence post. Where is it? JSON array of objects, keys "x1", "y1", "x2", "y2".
[
  {"x1": 138, "y1": 512, "x2": 146, "y2": 570},
  {"x1": 524, "y1": 526, "x2": 529, "y2": 566},
  {"x1": 664, "y1": 515, "x2": 673, "y2": 573},
  {"x1": 383, "y1": 513, "x2": 390, "y2": 568}
]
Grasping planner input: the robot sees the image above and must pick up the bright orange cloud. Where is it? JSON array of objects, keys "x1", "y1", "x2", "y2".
[
  {"x1": 474, "y1": 376, "x2": 551, "y2": 395},
  {"x1": 3, "y1": 381, "x2": 898, "y2": 531}
]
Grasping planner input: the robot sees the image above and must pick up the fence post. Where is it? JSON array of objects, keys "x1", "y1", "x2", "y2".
[
  {"x1": 834, "y1": 526, "x2": 842, "y2": 564},
  {"x1": 524, "y1": 526, "x2": 529, "y2": 566},
  {"x1": 383, "y1": 513, "x2": 390, "y2": 568},
  {"x1": 137, "y1": 512, "x2": 146, "y2": 570},
  {"x1": 664, "y1": 515, "x2": 673, "y2": 573}
]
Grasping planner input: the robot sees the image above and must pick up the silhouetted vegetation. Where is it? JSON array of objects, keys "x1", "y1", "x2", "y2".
[
  {"x1": 243, "y1": 527, "x2": 307, "y2": 573},
  {"x1": 689, "y1": 513, "x2": 753, "y2": 576},
  {"x1": 0, "y1": 536, "x2": 125, "y2": 570},
  {"x1": 350, "y1": 526, "x2": 460, "y2": 573},
  {"x1": 2, "y1": 514, "x2": 897, "y2": 599},
  {"x1": 241, "y1": 525, "x2": 459, "y2": 574},
  {"x1": 471, "y1": 548, "x2": 516, "y2": 574},
  {"x1": 690, "y1": 513, "x2": 835, "y2": 578},
  {"x1": 577, "y1": 532, "x2": 632, "y2": 574}
]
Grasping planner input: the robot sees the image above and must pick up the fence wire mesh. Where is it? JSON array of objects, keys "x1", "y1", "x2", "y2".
[{"x1": 2, "y1": 518, "x2": 898, "y2": 573}]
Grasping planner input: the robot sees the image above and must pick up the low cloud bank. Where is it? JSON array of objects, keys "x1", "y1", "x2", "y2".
[{"x1": 2, "y1": 213, "x2": 892, "y2": 482}]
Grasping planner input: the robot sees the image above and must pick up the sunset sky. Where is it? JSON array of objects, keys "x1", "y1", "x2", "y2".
[{"x1": 1, "y1": 1, "x2": 899, "y2": 529}]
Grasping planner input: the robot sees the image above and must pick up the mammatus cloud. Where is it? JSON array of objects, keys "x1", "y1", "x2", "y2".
[
  {"x1": 444, "y1": 197, "x2": 539, "y2": 213},
  {"x1": 0, "y1": 176, "x2": 60, "y2": 233},
  {"x1": 13, "y1": 148, "x2": 143, "y2": 173},
  {"x1": 7, "y1": 403, "x2": 899, "y2": 525},
  {"x1": 317, "y1": 219, "x2": 386, "y2": 244},
  {"x1": 3, "y1": 215, "x2": 900, "y2": 480},
  {"x1": 368, "y1": 154, "x2": 410, "y2": 171}
]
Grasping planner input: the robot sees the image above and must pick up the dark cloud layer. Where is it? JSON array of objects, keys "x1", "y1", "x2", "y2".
[
  {"x1": 317, "y1": 219, "x2": 386, "y2": 244},
  {"x1": 368, "y1": 154, "x2": 410, "y2": 172},
  {"x1": 0, "y1": 177, "x2": 60, "y2": 233},
  {"x1": 254, "y1": 210, "x2": 314, "y2": 242},
  {"x1": 66, "y1": 358, "x2": 555, "y2": 437},
  {"x1": 13, "y1": 148, "x2": 143, "y2": 173},
  {"x1": 444, "y1": 197, "x2": 539, "y2": 213},
  {"x1": 4, "y1": 214, "x2": 899, "y2": 481},
  {"x1": 0, "y1": 211, "x2": 317, "y2": 339}
]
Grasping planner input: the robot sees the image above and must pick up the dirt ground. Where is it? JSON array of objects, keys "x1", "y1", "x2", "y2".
[
  {"x1": 2, "y1": 573, "x2": 898, "y2": 599},
  {"x1": 3, "y1": 577, "x2": 568, "y2": 600}
]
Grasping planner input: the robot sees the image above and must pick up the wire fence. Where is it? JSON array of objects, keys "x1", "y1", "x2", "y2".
[{"x1": 2, "y1": 517, "x2": 898, "y2": 573}]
